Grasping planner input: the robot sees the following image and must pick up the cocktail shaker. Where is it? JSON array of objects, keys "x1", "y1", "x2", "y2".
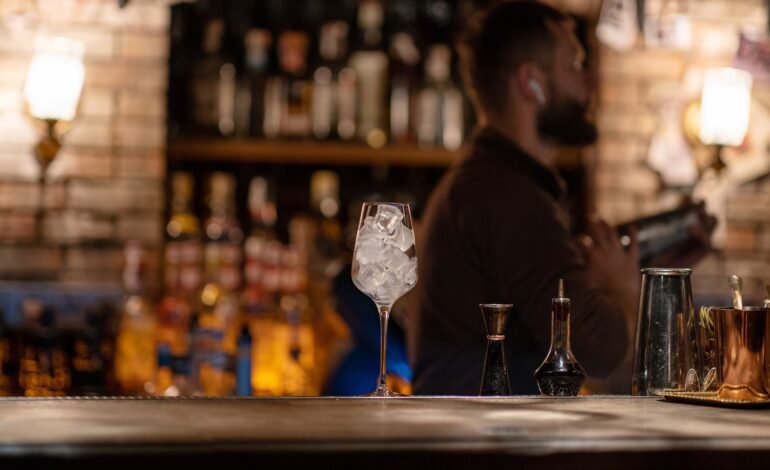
[{"x1": 632, "y1": 268, "x2": 697, "y2": 396}]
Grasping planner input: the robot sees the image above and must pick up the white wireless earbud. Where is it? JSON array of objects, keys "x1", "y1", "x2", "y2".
[{"x1": 528, "y1": 80, "x2": 546, "y2": 105}]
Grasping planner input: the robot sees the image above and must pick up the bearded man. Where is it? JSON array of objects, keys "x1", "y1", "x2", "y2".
[{"x1": 412, "y1": 1, "x2": 640, "y2": 395}]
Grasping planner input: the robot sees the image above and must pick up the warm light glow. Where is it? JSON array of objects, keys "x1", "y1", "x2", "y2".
[
  {"x1": 23, "y1": 36, "x2": 85, "y2": 121},
  {"x1": 699, "y1": 67, "x2": 752, "y2": 146}
]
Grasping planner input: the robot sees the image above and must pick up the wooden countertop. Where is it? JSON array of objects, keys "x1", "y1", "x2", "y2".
[{"x1": 1, "y1": 396, "x2": 769, "y2": 469}]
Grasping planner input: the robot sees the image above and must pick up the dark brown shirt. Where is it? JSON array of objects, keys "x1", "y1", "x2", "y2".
[{"x1": 413, "y1": 127, "x2": 628, "y2": 395}]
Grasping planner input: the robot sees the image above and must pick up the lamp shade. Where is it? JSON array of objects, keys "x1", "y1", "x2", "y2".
[
  {"x1": 23, "y1": 36, "x2": 85, "y2": 122},
  {"x1": 698, "y1": 67, "x2": 752, "y2": 146}
]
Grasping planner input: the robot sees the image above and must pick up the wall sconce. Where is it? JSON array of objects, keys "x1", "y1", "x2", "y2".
[
  {"x1": 697, "y1": 67, "x2": 753, "y2": 171},
  {"x1": 23, "y1": 36, "x2": 85, "y2": 182}
]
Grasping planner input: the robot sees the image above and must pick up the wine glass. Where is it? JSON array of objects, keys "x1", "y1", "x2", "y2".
[{"x1": 351, "y1": 202, "x2": 418, "y2": 397}]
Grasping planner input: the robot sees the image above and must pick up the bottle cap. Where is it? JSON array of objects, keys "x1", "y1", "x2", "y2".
[
  {"x1": 319, "y1": 21, "x2": 349, "y2": 61},
  {"x1": 425, "y1": 44, "x2": 451, "y2": 82},
  {"x1": 202, "y1": 18, "x2": 224, "y2": 54},
  {"x1": 554, "y1": 278, "x2": 569, "y2": 303}
]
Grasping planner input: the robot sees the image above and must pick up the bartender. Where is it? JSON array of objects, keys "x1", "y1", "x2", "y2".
[{"x1": 412, "y1": 1, "x2": 709, "y2": 395}]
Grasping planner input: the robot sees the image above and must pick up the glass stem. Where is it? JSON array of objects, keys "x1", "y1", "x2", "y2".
[{"x1": 377, "y1": 305, "x2": 390, "y2": 392}]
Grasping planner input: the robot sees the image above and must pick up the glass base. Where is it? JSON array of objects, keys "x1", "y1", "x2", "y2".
[{"x1": 361, "y1": 387, "x2": 404, "y2": 398}]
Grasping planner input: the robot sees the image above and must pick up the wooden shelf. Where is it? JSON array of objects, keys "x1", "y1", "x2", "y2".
[
  {"x1": 167, "y1": 138, "x2": 583, "y2": 169},
  {"x1": 168, "y1": 139, "x2": 460, "y2": 167}
]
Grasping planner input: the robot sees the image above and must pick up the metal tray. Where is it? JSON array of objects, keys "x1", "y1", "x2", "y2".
[{"x1": 660, "y1": 390, "x2": 770, "y2": 408}]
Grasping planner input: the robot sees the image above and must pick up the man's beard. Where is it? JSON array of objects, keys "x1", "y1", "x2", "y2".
[{"x1": 536, "y1": 93, "x2": 598, "y2": 147}]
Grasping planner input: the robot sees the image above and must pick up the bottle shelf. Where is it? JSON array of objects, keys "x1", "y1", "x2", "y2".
[
  {"x1": 168, "y1": 138, "x2": 461, "y2": 167},
  {"x1": 168, "y1": 138, "x2": 583, "y2": 169}
]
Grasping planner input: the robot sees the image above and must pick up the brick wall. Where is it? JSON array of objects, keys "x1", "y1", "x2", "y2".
[
  {"x1": 0, "y1": 0, "x2": 168, "y2": 290},
  {"x1": 590, "y1": 0, "x2": 770, "y2": 302}
]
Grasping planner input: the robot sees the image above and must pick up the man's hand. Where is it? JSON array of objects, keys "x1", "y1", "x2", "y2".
[{"x1": 577, "y1": 218, "x2": 641, "y2": 315}]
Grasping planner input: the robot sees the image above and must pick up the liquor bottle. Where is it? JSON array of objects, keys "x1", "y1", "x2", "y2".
[
  {"x1": 69, "y1": 305, "x2": 112, "y2": 396},
  {"x1": 190, "y1": 18, "x2": 236, "y2": 136},
  {"x1": 301, "y1": 171, "x2": 347, "y2": 395},
  {"x1": 235, "y1": 28, "x2": 273, "y2": 137},
  {"x1": 235, "y1": 324, "x2": 253, "y2": 396},
  {"x1": 337, "y1": 67, "x2": 357, "y2": 141},
  {"x1": 165, "y1": 172, "x2": 203, "y2": 302},
  {"x1": 615, "y1": 202, "x2": 704, "y2": 267},
  {"x1": 389, "y1": 32, "x2": 421, "y2": 144},
  {"x1": 416, "y1": 44, "x2": 464, "y2": 150},
  {"x1": 146, "y1": 343, "x2": 176, "y2": 396},
  {"x1": 534, "y1": 280, "x2": 586, "y2": 396},
  {"x1": 18, "y1": 304, "x2": 70, "y2": 397},
  {"x1": 307, "y1": 171, "x2": 344, "y2": 283},
  {"x1": 162, "y1": 172, "x2": 202, "y2": 383},
  {"x1": 280, "y1": 287, "x2": 314, "y2": 396},
  {"x1": 349, "y1": 0, "x2": 389, "y2": 148},
  {"x1": 250, "y1": 239, "x2": 285, "y2": 395},
  {"x1": 195, "y1": 173, "x2": 243, "y2": 395},
  {"x1": 0, "y1": 312, "x2": 16, "y2": 396},
  {"x1": 114, "y1": 242, "x2": 157, "y2": 395},
  {"x1": 204, "y1": 172, "x2": 244, "y2": 294},
  {"x1": 193, "y1": 282, "x2": 237, "y2": 396},
  {"x1": 312, "y1": 21, "x2": 351, "y2": 140},
  {"x1": 278, "y1": 31, "x2": 313, "y2": 138},
  {"x1": 242, "y1": 176, "x2": 281, "y2": 396},
  {"x1": 218, "y1": 62, "x2": 237, "y2": 137},
  {"x1": 263, "y1": 75, "x2": 283, "y2": 138},
  {"x1": 276, "y1": 241, "x2": 317, "y2": 396},
  {"x1": 243, "y1": 176, "x2": 278, "y2": 311}
]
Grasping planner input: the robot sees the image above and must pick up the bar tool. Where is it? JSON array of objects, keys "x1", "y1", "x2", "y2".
[
  {"x1": 632, "y1": 268, "x2": 696, "y2": 396},
  {"x1": 729, "y1": 274, "x2": 743, "y2": 310},
  {"x1": 479, "y1": 304, "x2": 512, "y2": 396}
]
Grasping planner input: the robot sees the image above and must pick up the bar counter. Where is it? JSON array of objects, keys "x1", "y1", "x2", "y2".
[{"x1": 1, "y1": 396, "x2": 769, "y2": 469}]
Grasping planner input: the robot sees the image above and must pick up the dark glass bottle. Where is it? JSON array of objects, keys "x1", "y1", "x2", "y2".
[
  {"x1": 312, "y1": 21, "x2": 351, "y2": 140},
  {"x1": 0, "y1": 312, "x2": 16, "y2": 396},
  {"x1": 278, "y1": 31, "x2": 313, "y2": 138},
  {"x1": 235, "y1": 28, "x2": 273, "y2": 138},
  {"x1": 204, "y1": 172, "x2": 244, "y2": 294},
  {"x1": 19, "y1": 306, "x2": 70, "y2": 397},
  {"x1": 534, "y1": 280, "x2": 586, "y2": 396},
  {"x1": 69, "y1": 304, "x2": 113, "y2": 396},
  {"x1": 388, "y1": 32, "x2": 420, "y2": 144},
  {"x1": 189, "y1": 18, "x2": 236, "y2": 136},
  {"x1": 349, "y1": 0, "x2": 388, "y2": 147},
  {"x1": 114, "y1": 242, "x2": 156, "y2": 395},
  {"x1": 243, "y1": 176, "x2": 278, "y2": 314},
  {"x1": 416, "y1": 44, "x2": 464, "y2": 150}
]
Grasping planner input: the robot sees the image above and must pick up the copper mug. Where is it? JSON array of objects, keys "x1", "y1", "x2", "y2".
[{"x1": 714, "y1": 306, "x2": 769, "y2": 402}]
